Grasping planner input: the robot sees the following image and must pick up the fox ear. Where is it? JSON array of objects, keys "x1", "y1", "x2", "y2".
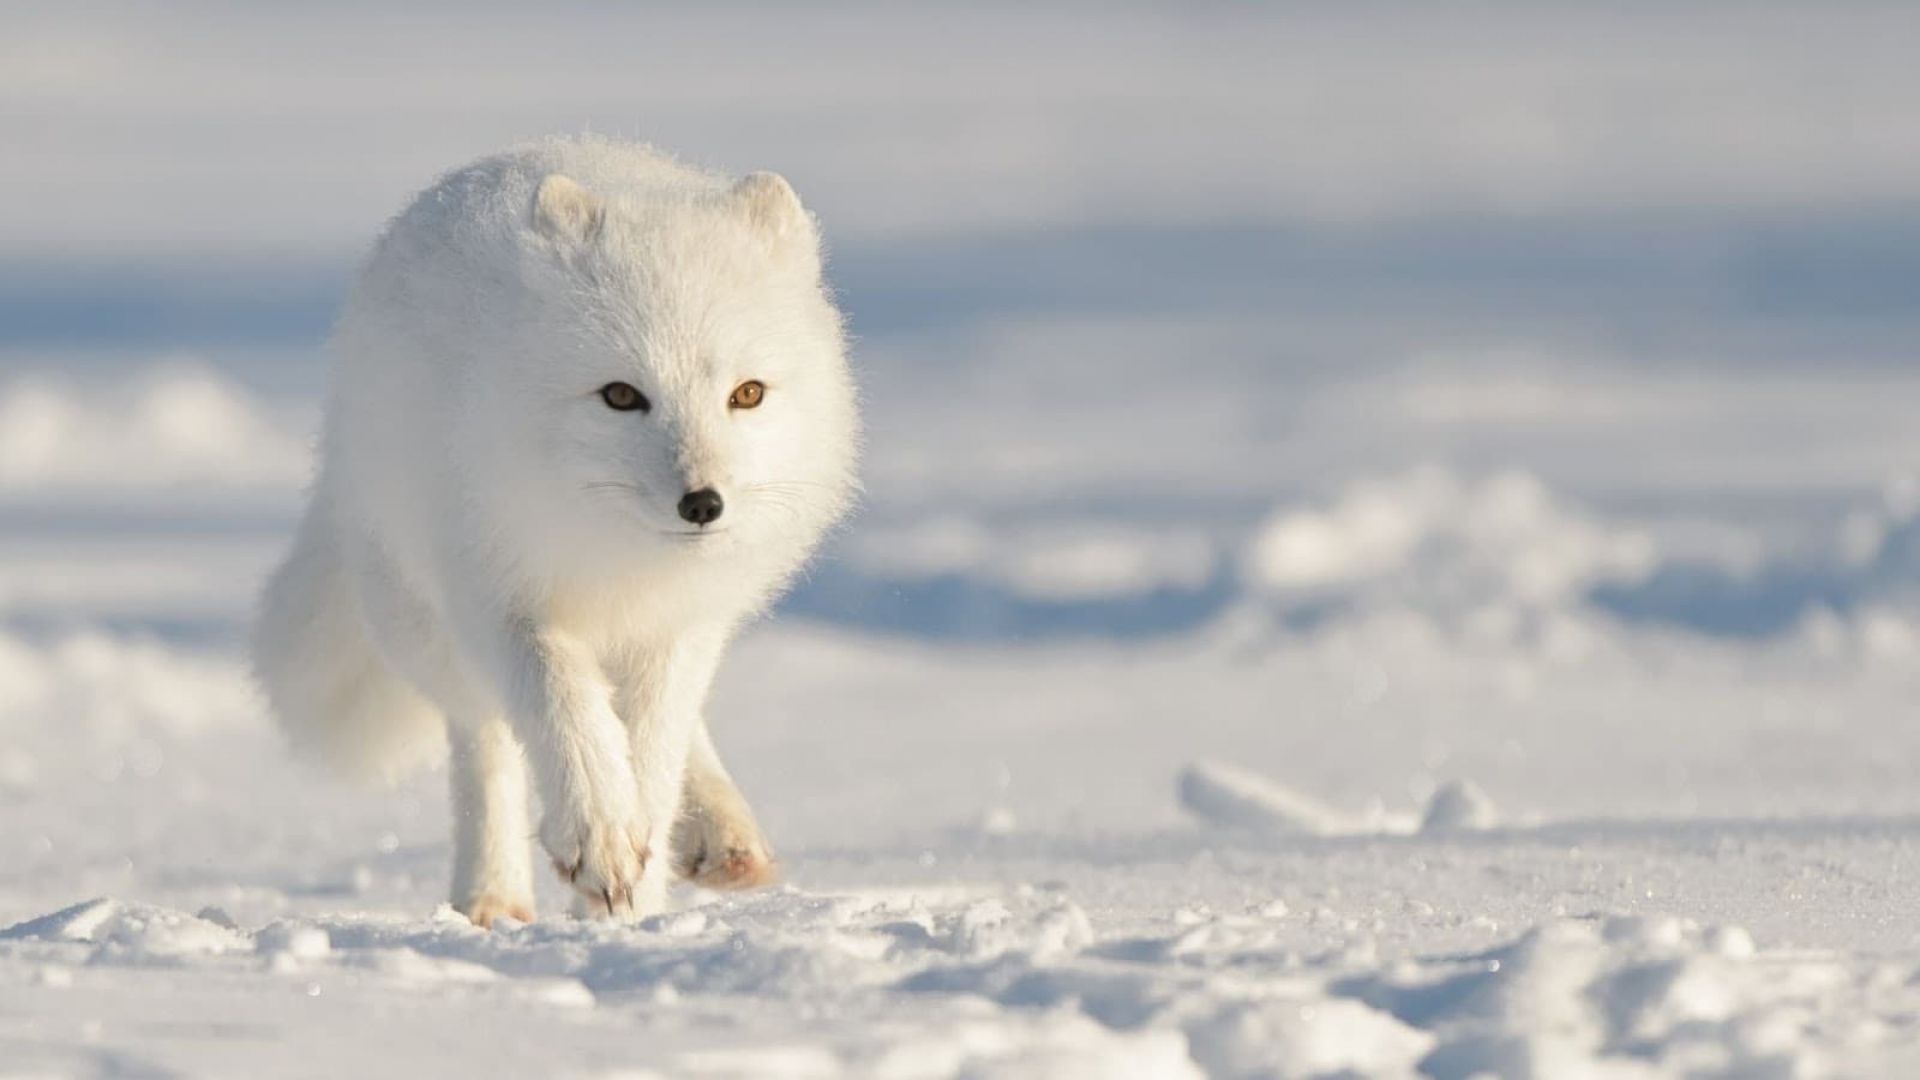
[
  {"x1": 731, "y1": 171, "x2": 818, "y2": 267},
  {"x1": 532, "y1": 174, "x2": 604, "y2": 242}
]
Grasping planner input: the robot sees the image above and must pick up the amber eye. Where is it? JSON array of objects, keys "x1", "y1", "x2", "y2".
[
  {"x1": 729, "y1": 380, "x2": 766, "y2": 410},
  {"x1": 599, "y1": 382, "x2": 649, "y2": 412}
]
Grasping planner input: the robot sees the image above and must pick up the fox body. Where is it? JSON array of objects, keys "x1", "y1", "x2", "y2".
[{"x1": 253, "y1": 137, "x2": 858, "y2": 923}]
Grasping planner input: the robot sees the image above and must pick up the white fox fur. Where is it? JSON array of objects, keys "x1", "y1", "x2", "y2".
[{"x1": 252, "y1": 136, "x2": 858, "y2": 923}]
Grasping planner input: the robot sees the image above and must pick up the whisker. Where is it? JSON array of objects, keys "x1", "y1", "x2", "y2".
[
  {"x1": 742, "y1": 480, "x2": 840, "y2": 495},
  {"x1": 581, "y1": 480, "x2": 654, "y2": 497}
]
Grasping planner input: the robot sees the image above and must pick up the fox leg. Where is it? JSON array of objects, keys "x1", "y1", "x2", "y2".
[
  {"x1": 448, "y1": 718, "x2": 536, "y2": 927},
  {"x1": 350, "y1": 558, "x2": 539, "y2": 928},
  {"x1": 672, "y1": 718, "x2": 778, "y2": 890}
]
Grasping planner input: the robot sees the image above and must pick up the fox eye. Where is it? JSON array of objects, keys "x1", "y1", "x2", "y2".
[
  {"x1": 729, "y1": 380, "x2": 766, "y2": 410},
  {"x1": 599, "y1": 382, "x2": 649, "y2": 412}
]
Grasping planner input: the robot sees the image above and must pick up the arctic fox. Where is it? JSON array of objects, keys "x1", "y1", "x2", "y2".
[{"x1": 252, "y1": 136, "x2": 859, "y2": 925}]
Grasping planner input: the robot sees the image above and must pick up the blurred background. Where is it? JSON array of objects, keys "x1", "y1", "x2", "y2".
[{"x1": 4, "y1": 2, "x2": 1920, "y2": 859}]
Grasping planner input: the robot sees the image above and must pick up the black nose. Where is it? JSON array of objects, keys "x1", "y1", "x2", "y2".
[{"x1": 677, "y1": 488, "x2": 724, "y2": 526}]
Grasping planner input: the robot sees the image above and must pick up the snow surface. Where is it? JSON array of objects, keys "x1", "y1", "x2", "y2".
[
  {"x1": 6, "y1": 361, "x2": 1920, "y2": 1077},
  {"x1": 7, "y1": 4, "x2": 1920, "y2": 1076}
]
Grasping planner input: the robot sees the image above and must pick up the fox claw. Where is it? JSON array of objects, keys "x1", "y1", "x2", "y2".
[{"x1": 541, "y1": 811, "x2": 650, "y2": 919}]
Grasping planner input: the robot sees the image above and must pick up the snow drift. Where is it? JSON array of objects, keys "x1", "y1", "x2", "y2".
[{"x1": 0, "y1": 364, "x2": 308, "y2": 504}]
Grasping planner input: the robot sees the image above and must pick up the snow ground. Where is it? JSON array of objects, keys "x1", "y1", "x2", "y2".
[
  {"x1": 6, "y1": 365, "x2": 1920, "y2": 1078},
  {"x1": 7, "y1": 4, "x2": 1920, "y2": 1077}
]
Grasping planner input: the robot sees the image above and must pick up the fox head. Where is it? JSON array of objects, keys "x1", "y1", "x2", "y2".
[{"x1": 464, "y1": 166, "x2": 859, "y2": 581}]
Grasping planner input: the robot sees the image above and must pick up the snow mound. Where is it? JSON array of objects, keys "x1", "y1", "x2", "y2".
[
  {"x1": 845, "y1": 518, "x2": 1220, "y2": 605},
  {"x1": 1185, "y1": 996, "x2": 1434, "y2": 1079},
  {"x1": 800, "y1": 467, "x2": 1673, "y2": 644},
  {"x1": 1822, "y1": 472, "x2": 1920, "y2": 634},
  {"x1": 682, "y1": 1014, "x2": 1200, "y2": 1080},
  {"x1": 1245, "y1": 467, "x2": 1656, "y2": 624},
  {"x1": 1, "y1": 898, "x2": 248, "y2": 961},
  {"x1": 1584, "y1": 472, "x2": 1920, "y2": 646},
  {"x1": 0, "y1": 363, "x2": 308, "y2": 504},
  {"x1": 1339, "y1": 916, "x2": 1849, "y2": 1078},
  {"x1": 0, "y1": 630, "x2": 258, "y2": 744}
]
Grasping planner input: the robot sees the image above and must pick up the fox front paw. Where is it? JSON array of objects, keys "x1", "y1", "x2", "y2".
[{"x1": 541, "y1": 810, "x2": 651, "y2": 918}]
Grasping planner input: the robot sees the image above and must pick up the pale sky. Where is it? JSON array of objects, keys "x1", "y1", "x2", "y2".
[{"x1": 3, "y1": 3, "x2": 1917, "y2": 259}]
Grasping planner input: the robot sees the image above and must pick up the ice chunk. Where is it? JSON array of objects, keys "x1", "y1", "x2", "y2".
[
  {"x1": 1178, "y1": 761, "x2": 1360, "y2": 835},
  {"x1": 1421, "y1": 779, "x2": 1500, "y2": 832},
  {"x1": 0, "y1": 897, "x2": 120, "y2": 942}
]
